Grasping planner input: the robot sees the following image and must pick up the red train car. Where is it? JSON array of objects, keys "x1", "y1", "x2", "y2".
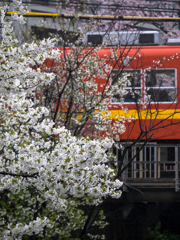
[
  {"x1": 82, "y1": 31, "x2": 179, "y2": 141},
  {"x1": 44, "y1": 31, "x2": 180, "y2": 190},
  {"x1": 46, "y1": 40, "x2": 180, "y2": 141},
  {"x1": 84, "y1": 31, "x2": 180, "y2": 191},
  {"x1": 99, "y1": 45, "x2": 180, "y2": 141}
]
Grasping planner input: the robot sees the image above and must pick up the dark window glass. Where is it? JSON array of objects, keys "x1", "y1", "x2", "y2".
[
  {"x1": 145, "y1": 69, "x2": 176, "y2": 102},
  {"x1": 111, "y1": 69, "x2": 141, "y2": 103},
  {"x1": 87, "y1": 35, "x2": 103, "y2": 45},
  {"x1": 139, "y1": 34, "x2": 154, "y2": 44},
  {"x1": 31, "y1": 0, "x2": 49, "y2": 4}
]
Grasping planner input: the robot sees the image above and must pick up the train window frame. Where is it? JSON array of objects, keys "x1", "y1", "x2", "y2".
[
  {"x1": 111, "y1": 69, "x2": 142, "y2": 104},
  {"x1": 144, "y1": 68, "x2": 177, "y2": 103}
]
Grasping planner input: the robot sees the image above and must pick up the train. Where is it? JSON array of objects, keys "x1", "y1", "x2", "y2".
[
  {"x1": 85, "y1": 31, "x2": 180, "y2": 141},
  {"x1": 44, "y1": 30, "x2": 180, "y2": 141},
  {"x1": 44, "y1": 30, "x2": 180, "y2": 190}
]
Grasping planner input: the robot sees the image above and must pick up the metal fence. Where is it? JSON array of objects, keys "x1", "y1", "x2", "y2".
[{"x1": 119, "y1": 144, "x2": 180, "y2": 191}]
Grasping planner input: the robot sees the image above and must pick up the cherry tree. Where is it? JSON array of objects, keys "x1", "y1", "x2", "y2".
[
  {"x1": 37, "y1": 45, "x2": 129, "y2": 140},
  {"x1": 0, "y1": 1, "x2": 126, "y2": 239},
  {"x1": 2, "y1": 0, "x2": 180, "y2": 238},
  {"x1": 55, "y1": 0, "x2": 180, "y2": 39}
]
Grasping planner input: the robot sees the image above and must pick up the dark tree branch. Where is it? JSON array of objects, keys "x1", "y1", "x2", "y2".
[{"x1": 0, "y1": 171, "x2": 38, "y2": 178}]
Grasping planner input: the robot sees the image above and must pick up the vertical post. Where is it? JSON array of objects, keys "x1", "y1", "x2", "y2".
[
  {"x1": 175, "y1": 146, "x2": 179, "y2": 192},
  {"x1": 144, "y1": 147, "x2": 146, "y2": 178},
  {"x1": 150, "y1": 147, "x2": 152, "y2": 178},
  {"x1": 122, "y1": 150, "x2": 128, "y2": 191},
  {"x1": 154, "y1": 146, "x2": 157, "y2": 179},
  {"x1": 132, "y1": 147, "x2": 137, "y2": 178},
  {"x1": 157, "y1": 147, "x2": 160, "y2": 178},
  {"x1": 140, "y1": 148, "x2": 143, "y2": 179}
]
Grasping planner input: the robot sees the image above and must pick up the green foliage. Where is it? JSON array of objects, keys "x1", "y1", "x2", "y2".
[{"x1": 146, "y1": 222, "x2": 180, "y2": 240}]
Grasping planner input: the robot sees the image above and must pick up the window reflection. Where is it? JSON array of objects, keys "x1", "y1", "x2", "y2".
[{"x1": 146, "y1": 69, "x2": 176, "y2": 102}]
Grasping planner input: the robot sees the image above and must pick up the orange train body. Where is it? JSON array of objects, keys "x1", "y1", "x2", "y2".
[
  {"x1": 97, "y1": 46, "x2": 180, "y2": 141},
  {"x1": 45, "y1": 45, "x2": 180, "y2": 141}
]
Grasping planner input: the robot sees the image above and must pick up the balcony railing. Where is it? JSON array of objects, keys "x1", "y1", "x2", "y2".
[{"x1": 118, "y1": 144, "x2": 180, "y2": 191}]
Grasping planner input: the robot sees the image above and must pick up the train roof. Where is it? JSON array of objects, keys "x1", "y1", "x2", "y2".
[
  {"x1": 84, "y1": 31, "x2": 164, "y2": 46},
  {"x1": 97, "y1": 45, "x2": 180, "y2": 63}
]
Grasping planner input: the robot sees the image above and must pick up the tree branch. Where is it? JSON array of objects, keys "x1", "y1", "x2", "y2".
[{"x1": 0, "y1": 171, "x2": 38, "y2": 178}]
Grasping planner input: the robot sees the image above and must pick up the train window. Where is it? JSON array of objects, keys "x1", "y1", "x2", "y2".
[
  {"x1": 145, "y1": 69, "x2": 176, "y2": 102},
  {"x1": 87, "y1": 34, "x2": 103, "y2": 45},
  {"x1": 139, "y1": 34, "x2": 154, "y2": 44},
  {"x1": 111, "y1": 69, "x2": 142, "y2": 103}
]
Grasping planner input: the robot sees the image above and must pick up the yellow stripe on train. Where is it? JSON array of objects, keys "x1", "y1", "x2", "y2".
[
  {"x1": 109, "y1": 109, "x2": 180, "y2": 120},
  {"x1": 70, "y1": 109, "x2": 180, "y2": 121}
]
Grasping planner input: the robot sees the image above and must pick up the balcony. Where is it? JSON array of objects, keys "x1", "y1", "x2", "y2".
[{"x1": 118, "y1": 144, "x2": 180, "y2": 192}]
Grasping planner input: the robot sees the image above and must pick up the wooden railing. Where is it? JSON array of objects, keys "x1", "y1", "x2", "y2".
[{"x1": 120, "y1": 144, "x2": 180, "y2": 191}]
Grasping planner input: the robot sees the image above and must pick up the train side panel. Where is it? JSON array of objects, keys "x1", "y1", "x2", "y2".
[{"x1": 98, "y1": 46, "x2": 180, "y2": 140}]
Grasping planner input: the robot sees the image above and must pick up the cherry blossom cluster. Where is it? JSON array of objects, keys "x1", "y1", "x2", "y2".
[
  {"x1": 40, "y1": 45, "x2": 132, "y2": 141},
  {"x1": 0, "y1": 1, "x2": 125, "y2": 239}
]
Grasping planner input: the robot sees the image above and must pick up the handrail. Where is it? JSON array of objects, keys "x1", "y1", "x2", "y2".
[{"x1": 5, "y1": 12, "x2": 180, "y2": 21}]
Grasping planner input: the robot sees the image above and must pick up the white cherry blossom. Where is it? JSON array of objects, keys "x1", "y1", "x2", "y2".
[{"x1": 0, "y1": 2, "x2": 128, "y2": 239}]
